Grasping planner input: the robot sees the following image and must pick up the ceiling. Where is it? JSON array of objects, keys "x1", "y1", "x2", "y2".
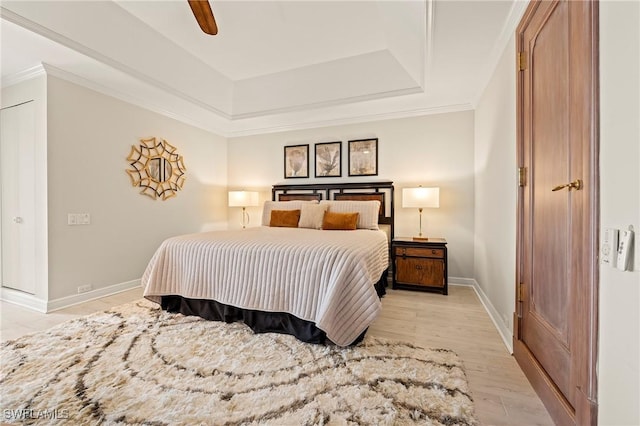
[{"x1": 0, "y1": 1, "x2": 526, "y2": 137}]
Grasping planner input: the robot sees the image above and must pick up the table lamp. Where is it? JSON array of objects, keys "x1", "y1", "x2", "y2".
[
  {"x1": 228, "y1": 191, "x2": 259, "y2": 228},
  {"x1": 402, "y1": 186, "x2": 439, "y2": 240}
]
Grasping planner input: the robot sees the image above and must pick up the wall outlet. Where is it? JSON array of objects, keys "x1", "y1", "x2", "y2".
[
  {"x1": 68, "y1": 213, "x2": 91, "y2": 225},
  {"x1": 77, "y1": 284, "x2": 92, "y2": 294}
]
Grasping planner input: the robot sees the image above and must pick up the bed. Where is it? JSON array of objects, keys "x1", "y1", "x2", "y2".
[{"x1": 142, "y1": 181, "x2": 395, "y2": 346}]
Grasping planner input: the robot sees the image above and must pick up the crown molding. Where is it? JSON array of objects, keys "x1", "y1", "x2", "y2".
[
  {"x1": 3, "y1": 62, "x2": 472, "y2": 140},
  {"x1": 3, "y1": 61, "x2": 469, "y2": 140},
  {"x1": 226, "y1": 102, "x2": 474, "y2": 138},
  {"x1": 0, "y1": 63, "x2": 46, "y2": 88},
  {"x1": 230, "y1": 86, "x2": 424, "y2": 121},
  {"x1": 41, "y1": 63, "x2": 228, "y2": 135}
]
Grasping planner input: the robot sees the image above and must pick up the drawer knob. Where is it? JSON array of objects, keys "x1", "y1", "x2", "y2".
[
  {"x1": 432, "y1": 250, "x2": 437, "y2": 254},
  {"x1": 415, "y1": 265, "x2": 423, "y2": 270}
]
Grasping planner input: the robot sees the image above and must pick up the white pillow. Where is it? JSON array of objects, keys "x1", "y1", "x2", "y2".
[
  {"x1": 298, "y1": 203, "x2": 329, "y2": 229},
  {"x1": 261, "y1": 200, "x2": 318, "y2": 226},
  {"x1": 319, "y1": 200, "x2": 381, "y2": 230}
]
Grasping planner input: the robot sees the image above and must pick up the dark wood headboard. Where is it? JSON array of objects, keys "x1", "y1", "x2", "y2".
[{"x1": 272, "y1": 181, "x2": 394, "y2": 239}]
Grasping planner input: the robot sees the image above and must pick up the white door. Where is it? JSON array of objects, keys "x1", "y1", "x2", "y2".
[{"x1": 0, "y1": 101, "x2": 37, "y2": 294}]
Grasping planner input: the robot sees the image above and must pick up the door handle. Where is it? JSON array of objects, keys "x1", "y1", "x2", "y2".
[
  {"x1": 552, "y1": 179, "x2": 582, "y2": 192},
  {"x1": 13, "y1": 217, "x2": 23, "y2": 224}
]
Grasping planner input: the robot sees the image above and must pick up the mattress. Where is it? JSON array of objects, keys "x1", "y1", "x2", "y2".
[{"x1": 142, "y1": 226, "x2": 389, "y2": 346}]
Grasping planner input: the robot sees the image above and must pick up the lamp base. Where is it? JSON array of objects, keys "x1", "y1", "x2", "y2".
[
  {"x1": 412, "y1": 236, "x2": 430, "y2": 241},
  {"x1": 241, "y1": 207, "x2": 250, "y2": 229}
]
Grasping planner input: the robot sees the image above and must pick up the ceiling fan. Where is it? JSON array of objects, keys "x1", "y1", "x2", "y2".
[{"x1": 188, "y1": 0, "x2": 218, "y2": 35}]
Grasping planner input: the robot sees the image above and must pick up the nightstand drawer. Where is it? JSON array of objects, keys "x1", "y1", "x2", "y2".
[
  {"x1": 394, "y1": 246, "x2": 445, "y2": 259},
  {"x1": 395, "y1": 257, "x2": 445, "y2": 287}
]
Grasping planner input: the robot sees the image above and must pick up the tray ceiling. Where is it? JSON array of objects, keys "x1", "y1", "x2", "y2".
[{"x1": 1, "y1": 1, "x2": 526, "y2": 136}]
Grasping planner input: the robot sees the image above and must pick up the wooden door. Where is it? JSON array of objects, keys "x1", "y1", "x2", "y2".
[
  {"x1": 0, "y1": 101, "x2": 37, "y2": 294},
  {"x1": 514, "y1": 1, "x2": 599, "y2": 425}
]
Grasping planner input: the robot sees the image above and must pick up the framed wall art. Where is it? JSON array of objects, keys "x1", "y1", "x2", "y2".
[
  {"x1": 284, "y1": 144, "x2": 309, "y2": 178},
  {"x1": 348, "y1": 138, "x2": 378, "y2": 176},
  {"x1": 314, "y1": 141, "x2": 342, "y2": 178}
]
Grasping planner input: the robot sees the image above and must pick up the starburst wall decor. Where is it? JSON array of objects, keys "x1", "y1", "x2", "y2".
[{"x1": 126, "y1": 137, "x2": 186, "y2": 200}]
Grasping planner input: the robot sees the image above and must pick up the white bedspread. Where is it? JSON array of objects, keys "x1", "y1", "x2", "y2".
[{"x1": 142, "y1": 227, "x2": 389, "y2": 346}]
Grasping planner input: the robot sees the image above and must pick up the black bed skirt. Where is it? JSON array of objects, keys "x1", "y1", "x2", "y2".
[{"x1": 160, "y1": 270, "x2": 388, "y2": 346}]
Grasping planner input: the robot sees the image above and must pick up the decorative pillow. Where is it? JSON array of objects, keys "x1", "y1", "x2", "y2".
[
  {"x1": 322, "y1": 212, "x2": 359, "y2": 231},
  {"x1": 319, "y1": 200, "x2": 380, "y2": 230},
  {"x1": 270, "y1": 210, "x2": 301, "y2": 228},
  {"x1": 261, "y1": 200, "x2": 318, "y2": 226},
  {"x1": 298, "y1": 203, "x2": 329, "y2": 229}
]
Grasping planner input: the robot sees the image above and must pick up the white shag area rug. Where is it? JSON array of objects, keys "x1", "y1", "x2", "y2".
[{"x1": 1, "y1": 299, "x2": 477, "y2": 425}]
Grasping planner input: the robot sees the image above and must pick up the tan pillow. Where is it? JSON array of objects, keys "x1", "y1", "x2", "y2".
[
  {"x1": 270, "y1": 209, "x2": 301, "y2": 227},
  {"x1": 322, "y1": 212, "x2": 359, "y2": 230},
  {"x1": 298, "y1": 204, "x2": 329, "y2": 229}
]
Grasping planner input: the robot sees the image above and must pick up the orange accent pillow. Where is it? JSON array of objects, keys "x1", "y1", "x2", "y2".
[
  {"x1": 322, "y1": 212, "x2": 359, "y2": 230},
  {"x1": 270, "y1": 209, "x2": 301, "y2": 227}
]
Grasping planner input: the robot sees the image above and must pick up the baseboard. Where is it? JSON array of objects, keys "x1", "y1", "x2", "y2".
[
  {"x1": 448, "y1": 276, "x2": 476, "y2": 286},
  {"x1": 46, "y1": 279, "x2": 141, "y2": 312},
  {"x1": 0, "y1": 287, "x2": 48, "y2": 313},
  {"x1": 450, "y1": 277, "x2": 513, "y2": 354}
]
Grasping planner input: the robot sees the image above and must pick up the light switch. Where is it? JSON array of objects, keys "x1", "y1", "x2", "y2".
[{"x1": 79, "y1": 213, "x2": 90, "y2": 225}]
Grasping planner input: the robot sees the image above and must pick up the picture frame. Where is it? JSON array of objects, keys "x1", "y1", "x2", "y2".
[
  {"x1": 284, "y1": 144, "x2": 309, "y2": 178},
  {"x1": 314, "y1": 141, "x2": 342, "y2": 178},
  {"x1": 348, "y1": 138, "x2": 378, "y2": 176}
]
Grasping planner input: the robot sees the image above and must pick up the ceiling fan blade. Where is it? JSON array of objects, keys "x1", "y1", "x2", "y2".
[{"x1": 188, "y1": 0, "x2": 218, "y2": 35}]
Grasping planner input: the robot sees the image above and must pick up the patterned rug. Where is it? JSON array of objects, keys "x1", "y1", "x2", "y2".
[{"x1": 1, "y1": 299, "x2": 477, "y2": 425}]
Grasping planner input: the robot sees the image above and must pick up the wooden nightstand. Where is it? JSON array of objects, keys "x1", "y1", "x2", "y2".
[{"x1": 392, "y1": 237, "x2": 448, "y2": 295}]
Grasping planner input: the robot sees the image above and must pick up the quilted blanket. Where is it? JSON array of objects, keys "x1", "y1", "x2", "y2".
[{"x1": 142, "y1": 227, "x2": 389, "y2": 345}]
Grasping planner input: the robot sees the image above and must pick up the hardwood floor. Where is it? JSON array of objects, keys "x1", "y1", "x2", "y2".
[
  {"x1": 0, "y1": 288, "x2": 144, "y2": 342},
  {"x1": 0, "y1": 285, "x2": 552, "y2": 425},
  {"x1": 369, "y1": 286, "x2": 553, "y2": 425}
]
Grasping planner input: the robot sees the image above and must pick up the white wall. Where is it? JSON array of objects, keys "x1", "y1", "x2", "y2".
[
  {"x1": 228, "y1": 111, "x2": 476, "y2": 279},
  {"x1": 46, "y1": 76, "x2": 228, "y2": 300},
  {"x1": 473, "y1": 34, "x2": 517, "y2": 343},
  {"x1": 598, "y1": 2, "x2": 640, "y2": 424}
]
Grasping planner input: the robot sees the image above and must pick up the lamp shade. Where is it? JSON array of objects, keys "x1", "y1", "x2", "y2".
[
  {"x1": 228, "y1": 191, "x2": 259, "y2": 207},
  {"x1": 402, "y1": 187, "x2": 439, "y2": 208}
]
